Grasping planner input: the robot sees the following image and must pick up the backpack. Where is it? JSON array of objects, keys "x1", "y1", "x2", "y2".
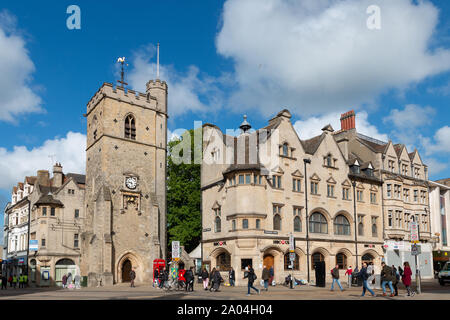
[{"x1": 253, "y1": 273, "x2": 257, "y2": 281}]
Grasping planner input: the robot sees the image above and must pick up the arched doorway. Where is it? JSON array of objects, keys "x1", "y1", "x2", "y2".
[
  {"x1": 122, "y1": 259, "x2": 132, "y2": 282},
  {"x1": 263, "y1": 254, "x2": 274, "y2": 270},
  {"x1": 362, "y1": 253, "x2": 374, "y2": 265},
  {"x1": 55, "y1": 258, "x2": 76, "y2": 287}
]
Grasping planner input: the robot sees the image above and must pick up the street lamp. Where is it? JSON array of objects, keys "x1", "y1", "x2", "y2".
[
  {"x1": 303, "y1": 158, "x2": 311, "y2": 283},
  {"x1": 351, "y1": 180, "x2": 359, "y2": 269}
]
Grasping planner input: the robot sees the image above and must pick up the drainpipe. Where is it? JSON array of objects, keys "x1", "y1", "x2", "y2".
[
  {"x1": 25, "y1": 198, "x2": 31, "y2": 283},
  {"x1": 352, "y1": 180, "x2": 359, "y2": 269},
  {"x1": 303, "y1": 158, "x2": 311, "y2": 283}
]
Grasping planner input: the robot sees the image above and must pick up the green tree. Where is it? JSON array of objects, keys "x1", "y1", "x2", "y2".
[{"x1": 167, "y1": 129, "x2": 201, "y2": 253}]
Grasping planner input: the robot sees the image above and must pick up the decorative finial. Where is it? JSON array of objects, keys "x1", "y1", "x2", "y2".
[
  {"x1": 239, "y1": 114, "x2": 251, "y2": 133},
  {"x1": 117, "y1": 57, "x2": 128, "y2": 88}
]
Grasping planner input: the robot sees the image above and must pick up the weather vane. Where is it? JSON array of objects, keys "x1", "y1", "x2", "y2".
[{"x1": 117, "y1": 57, "x2": 128, "y2": 88}]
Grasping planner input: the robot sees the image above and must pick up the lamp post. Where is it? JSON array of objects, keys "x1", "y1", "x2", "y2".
[
  {"x1": 351, "y1": 180, "x2": 359, "y2": 269},
  {"x1": 303, "y1": 158, "x2": 311, "y2": 283}
]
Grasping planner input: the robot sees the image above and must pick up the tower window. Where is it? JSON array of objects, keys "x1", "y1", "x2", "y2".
[{"x1": 125, "y1": 115, "x2": 136, "y2": 140}]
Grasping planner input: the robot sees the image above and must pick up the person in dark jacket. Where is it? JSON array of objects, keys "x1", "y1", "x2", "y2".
[
  {"x1": 130, "y1": 268, "x2": 136, "y2": 288},
  {"x1": 330, "y1": 265, "x2": 344, "y2": 292},
  {"x1": 243, "y1": 265, "x2": 260, "y2": 296},
  {"x1": 185, "y1": 267, "x2": 194, "y2": 292},
  {"x1": 229, "y1": 267, "x2": 235, "y2": 287},
  {"x1": 209, "y1": 268, "x2": 216, "y2": 291},
  {"x1": 360, "y1": 262, "x2": 375, "y2": 297},
  {"x1": 201, "y1": 268, "x2": 209, "y2": 290},
  {"x1": 262, "y1": 266, "x2": 270, "y2": 291},
  {"x1": 380, "y1": 262, "x2": 395, "y2": 297},
  {"x1": 154, "y1": 268, "x2": 159, "y2": 287},
  {"x1": 269, "y1": 266, "x2": 274, "y2": 286},
  {"x1": 392, "y1": 265, "x2": 399, "y2": 296},
  {"x1": 211, "y1": 269, "x2": 223, "y2": 292},
  {"x1": 1, "y1": 274, "x2": 7, "y2": 290}
]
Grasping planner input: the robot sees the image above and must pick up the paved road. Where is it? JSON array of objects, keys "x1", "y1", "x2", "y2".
[{"x1": 0, "y1": 280, "x2": 448, "y2": 300}]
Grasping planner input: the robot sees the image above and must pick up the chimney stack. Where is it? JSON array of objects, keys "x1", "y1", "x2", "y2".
[
  {"x1": 52, "y1": 162, "x2": 63, "y2": 188},
  {"x1": 37, "y1": 170, "x2": 50, "y2": 186},
  {"x1": 340, "y1": 110, "x2": 356, "y2": 131}
]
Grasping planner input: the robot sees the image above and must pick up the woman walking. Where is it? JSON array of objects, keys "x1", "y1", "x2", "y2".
[
  {"x1": 201, "y1": 268, "x2": 209, "y2": 291},
  {"x1": 402, "y1": 262, "x2": 415, "y2": 297}
]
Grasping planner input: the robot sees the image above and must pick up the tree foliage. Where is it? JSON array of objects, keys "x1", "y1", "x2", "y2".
[{"x1": 167, "y1": 129, "x2": 201, "y2": 253}]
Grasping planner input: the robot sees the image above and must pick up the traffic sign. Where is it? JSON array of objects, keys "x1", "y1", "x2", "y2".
[
  {"x1": 289, "y1": 252, "x2": 296, "y2": 261},
  {"x1": 172, "y1": 241, "x2": 180, "y2": 259},
  {"x1": 410, "y1": 222, "x2": 419, "y2": 243},
  {"x1": 411, "y1": 244, "x2": 421, "y2": 256}
]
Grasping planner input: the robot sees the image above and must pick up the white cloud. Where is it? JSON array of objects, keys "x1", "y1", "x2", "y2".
[
  {"x1": 423, "y1": 157, "x2": 448, "y2": 176},
  {"x1": 383, "y1": 104, "x2": 435, "y2": 129},
  {"x1": 127, "y1": 45, "x2": 231, "y2": 118},
  {"x1": 0, "y1": 10, "x2": 43, "y2": 122},
  {"x1": 293, "y1": 110, "x2": 388, "y2": 141},
  {"x1": 0, "y1": 132, "x2": 85, "y2": 190},
  {"x1": 216, "y1": 0, "x2": 450, "y2": 117},
  {"x1": 423, "y1": 126, "x2": 450, "y2": 155}
]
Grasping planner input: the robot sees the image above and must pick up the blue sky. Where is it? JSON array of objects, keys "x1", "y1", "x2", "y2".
[{"x1": 1, "y1": 0, "x2": 450, "y2": 229}]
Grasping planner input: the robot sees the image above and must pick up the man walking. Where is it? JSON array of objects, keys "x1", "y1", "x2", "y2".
[
  {"x1": 330, "y1": 265, "x2": 344, "y2": 292},
  {"x1": 185, "y1": 267, "x2": 194, "y2": 292},
  {"x1": 229, "y1": 267, "x2": 235, "y2": 287},
  {"x1": 380, "y1": 262, "x2": 395, "y2": 297},
  {"x1": 243, "y1": 265, "x2": 260, "y2": 296},
  {"x1": 345, "y1": 266, "x2": 353, "y2": 288},
  {"x1": 360, "y1": 262, "x2": 376, "y2": 297},
  {"x1": 1, "y1": 274, "x2": 7, "y2": 290},
  {"x1": 262, "y1": 265, "x2": 270, "y2": 291},
  {"x1": 130, "y1": 268, "x2": 136, "y2": 288}
]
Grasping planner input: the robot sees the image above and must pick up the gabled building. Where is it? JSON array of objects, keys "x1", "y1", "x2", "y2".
[{"x1": 202, "y1": 110, "x2": 385, "y2": 285}]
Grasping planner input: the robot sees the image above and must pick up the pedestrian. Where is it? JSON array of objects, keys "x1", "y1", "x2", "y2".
[
  {"x1": 330, "y1": 265, "x2": 344, "y2": 292},
  {"x1": 345, "y1": 265, "x2": 353, "y2": 288},
  {"x1": 8, "y1": 275, "x2": 12, "y2": 287},
  {"x1": 130, "y1": 268, "x2": 136, "y2": 287},
  {"x1": 12, "y1": 274, "x2": 17, "y2": 289},
  {"x1": 158, "y1": 267, "x2": 166, "y2": 289},
  {"x1": 24, "y1": 274, "x2": 28, "y2": 288},
  {"x1": 67, "y1": 273, "x2": 73, "y2": 289},
  {"x1": 62, "y1": 274, "x2": 67, "y2": 288},
  {"x1": 154, "y1": 268, "x2": 159, "y2": 288},
  {"x1": 209, "y1": 268, "x2": 216, "y2": 291},
  {"x1": 178, "y1": 268, "x2": 186, "y2": 290},
  {"x1": 185, "y1": 267, "x2": 194, "y2": 292},
  {"x1": 392, "y1": 265, "x2": 399, "y2": 296},
  {"x1": 74, "y1": 274, "x2": 81, "y2": 289},
  {"x1": 398, "y1": 265, "x2": 404, "y2": 277},
  {"x1": 352, "y1": 266, "x2": 359, "y2": 286},
  {"x1": 269, "y1": 266, "x2": 274, "y2": 286},
  {"x1": 262, "y1": 265, "x2": 270, "y2": 291},
  {"x1": 229, "y1": 267, "x2": 235, "y2": 287},
  {"x1": 402, "y1": 262, "x2": 415, "y2": 297},
  {"x1": 212, "y1": 269, "x2": 223, "y2": 292},
  {"x1": 201, "y1": 267, "x2": 209, "y2": 291},
  {"x1": 359, "y1": 262, "x2": 376, "y2": 297},
  {"x1": 380, "y1": 262, "x2": 395, "y2": 297},
  {"x1": 243, "y1": 265, "x2": 260, "y2": 296},
  {"x1": 1, "y1": 274, "x2": 6, "y2": 290}
]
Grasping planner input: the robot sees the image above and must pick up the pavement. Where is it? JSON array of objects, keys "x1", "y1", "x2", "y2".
[{"x1": 0, "y1": 280, "x2": 448, "y2": 300}]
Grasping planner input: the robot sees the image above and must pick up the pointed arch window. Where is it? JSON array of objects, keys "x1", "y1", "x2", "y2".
[
  {"x1": 273, "y1": 214, "x2": 282, "y2": 231},
  {"x1": 214, "y1": 216, "x2": 221, "y2": 233},
  {"x1": 309, "y1": 212, "x2": 328, "y2": 234},
  {"x1": 334, "y1": 215, "x2": 350, "y2": 235},
  {"x1": 125, "y1": 114, "x2": 136, "y2": 140}
]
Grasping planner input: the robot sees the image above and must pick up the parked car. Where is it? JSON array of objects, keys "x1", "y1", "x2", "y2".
[{"x1": 438, "y1": 261, "x2": 450, "y2": 286}]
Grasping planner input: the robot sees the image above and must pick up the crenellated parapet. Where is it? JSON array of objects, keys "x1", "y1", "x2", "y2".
[
  {"x1": 86, "y1": 82, "x2": 157, "y2": 113},
  {"x1": 146, "y1": 79, "x2": 168, "y2": 91}
]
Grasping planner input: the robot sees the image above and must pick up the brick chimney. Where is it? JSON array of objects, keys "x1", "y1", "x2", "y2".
[
  {"x1": 52, "y1": 162, "x2": 63, "y2": 188},
  {"x1": 340, "y1": 110, "x2": 356, "y2": 131}
]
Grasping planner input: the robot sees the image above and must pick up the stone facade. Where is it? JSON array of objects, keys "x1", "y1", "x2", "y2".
[
  {"x1": 81, "y1": 80, "x2": 168, "y2": 286},
  {"x1": 4, "y1": 165, "x2": 85, "y2": 286},
  {"x1": 202, "y1": 110, "x2": 385, "y2": 286}
]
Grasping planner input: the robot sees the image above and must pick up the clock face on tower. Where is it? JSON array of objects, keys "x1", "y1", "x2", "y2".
[{"x1": 125, "y1": 177, "x2": 137, "y2": 190}]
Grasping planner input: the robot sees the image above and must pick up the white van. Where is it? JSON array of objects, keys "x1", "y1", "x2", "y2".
[{"x1": 438, "y1": 261, "x2": 450, "y2": 286}]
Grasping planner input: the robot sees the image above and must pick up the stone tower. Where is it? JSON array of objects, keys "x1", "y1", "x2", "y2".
[{"x1": 81, "y1": 80, "x2": 168, "y2": 286}]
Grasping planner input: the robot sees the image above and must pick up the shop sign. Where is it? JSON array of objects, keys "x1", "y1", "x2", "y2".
[
  {"x1": 410, "y1": 222, "x2": 419, "y2": 244},
  {"x1": 273, "y1": 240, "x2": 289, "y2": 245},
  {"x1": 213, "y1": 241, "x2": 226, "y2": 246},
  {"x1": 18, "y1": 258, "x2": 25, "y2": 264},
  {"x1": 264, "y1": 230, "x2": 278, "y2": 235},
  {"x1": 172, "y1": 241, "x2": 180, "y2": 259}
]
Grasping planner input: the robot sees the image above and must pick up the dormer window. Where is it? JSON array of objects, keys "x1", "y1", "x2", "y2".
[{"x1": 351, "y1": 160, "x2": 360, "y2": 174}]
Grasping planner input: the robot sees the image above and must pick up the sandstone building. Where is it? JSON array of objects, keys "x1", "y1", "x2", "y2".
[
  {"x1": 201, "y1": 109, "x2": 432, "y2": 285},
  {"x1": 4, "y1": 164, "x2": 85, "y2": 286},
  {"x1": 81, "y1": 80, "x2": 168, "y2": 286}
]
